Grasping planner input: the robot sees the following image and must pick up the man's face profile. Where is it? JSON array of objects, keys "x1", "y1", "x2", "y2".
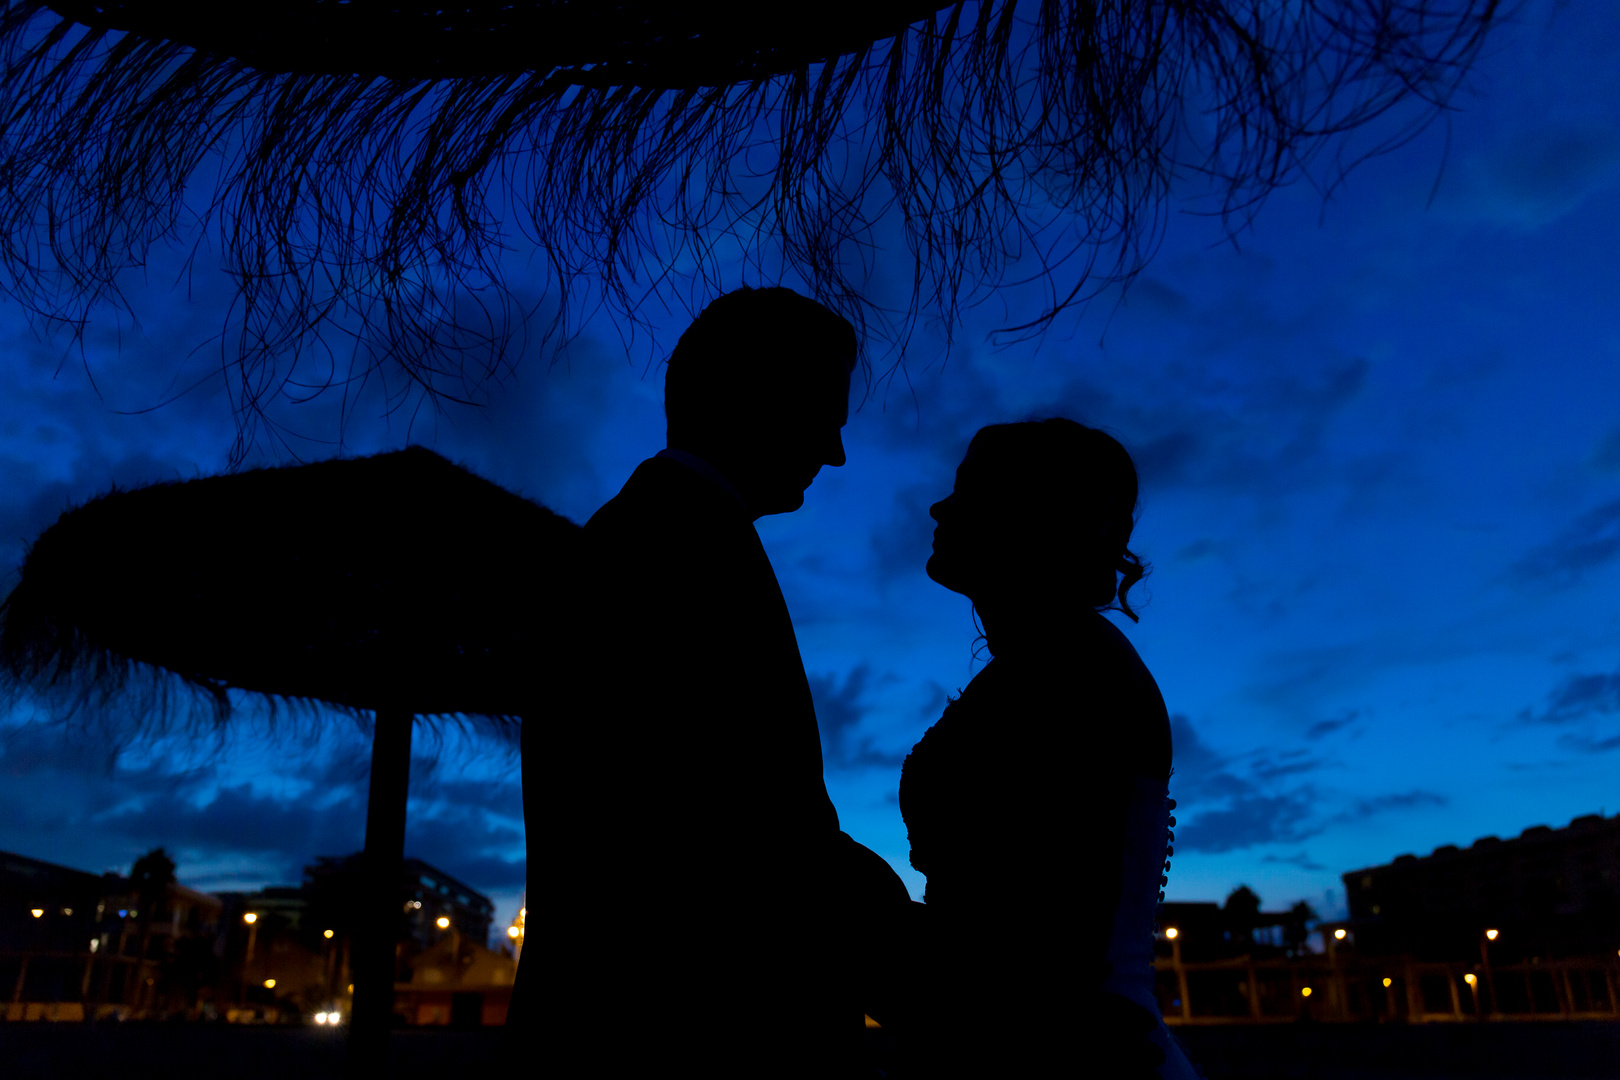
[{"x1": 740, "y1": 358, "x2": 851, "y2": 517}]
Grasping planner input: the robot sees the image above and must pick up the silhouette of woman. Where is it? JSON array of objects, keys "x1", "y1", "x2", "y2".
[{"x1": 896, "y1": 418, "x2": 1197, "y2": 1078}]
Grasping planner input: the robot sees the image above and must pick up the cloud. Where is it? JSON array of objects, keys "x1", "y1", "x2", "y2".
[
  {"x1": 1523, "y1": 662, "x2": 1620, "y2": 725},
  {"x1": 1510, "y1": 498, "x2": 1620, "y2": 588},
  {"x1": 1176, "y1": 790, "x2": 1320, "y2": 854},
  {"x1": 808, "y1": 664, "x2": 909, "y2": 770},
  {"x1": 1170, "y1": 715, "x2": 1320, "y2": 852},
  {"x1": 1326, "y1": 790, "x2": 1447, "y2": 825},
  {"x1": 1305, "y1": 712, "x2": 1359, "y2": 740},
  {"x1": 1438, "y1": 126, "x2": 1620, "y2": 231},
  {"x1": 1557, "y1": 731, "x2": 1620, "y2": 754},
  {"x1": 1170, "y1": 715, "x2": 1443, "y2": 855},
  {"x1": 0, "y1": 715, "x2": 525, "y2": 897},
  {"x1": 1261, "y1": 851, "x2": 1326, "y2": 872},
  {"x1": 1593, "y1": 428, "x2": 1620, "y2": 473}
]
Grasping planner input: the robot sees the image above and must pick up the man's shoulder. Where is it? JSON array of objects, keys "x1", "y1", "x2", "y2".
[{"x1": 586, "y1": 457, "x2": 745, "y2": 536}]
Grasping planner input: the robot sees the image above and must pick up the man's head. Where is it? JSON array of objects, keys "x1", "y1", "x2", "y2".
[{"x1": 665, "y1": 287, "x2": 857, "y2": 517}]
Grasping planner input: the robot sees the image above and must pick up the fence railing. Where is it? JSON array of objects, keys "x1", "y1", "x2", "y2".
[{"x1": 1156, "y1": 954, "x2": 1620, "y2": 1024}]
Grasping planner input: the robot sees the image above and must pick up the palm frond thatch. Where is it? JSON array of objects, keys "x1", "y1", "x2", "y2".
[
  {"x1": 1, "y1": 1, "x2": 1501, "y2": 459},
  {"x1": 0, "y1": 446, "x2": 580, "y2": 731}
]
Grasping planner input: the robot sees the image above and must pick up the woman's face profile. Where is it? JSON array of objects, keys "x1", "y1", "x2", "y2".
[{"x1": 926, "y1": 446, "x2": 1004, "y2": 598}]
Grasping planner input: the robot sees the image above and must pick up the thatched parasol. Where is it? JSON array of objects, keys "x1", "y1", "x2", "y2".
[
  {"x1": 0, "y1": 445, "x2": 579, "y2": 1068},
  {"x1": 0, "y1": 1, "x2": 1502, "y2": 459}
]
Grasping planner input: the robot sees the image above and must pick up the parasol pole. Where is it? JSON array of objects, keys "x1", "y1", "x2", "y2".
[{"x1": 346, "y1": 707, "x2": 414, "y2": 1077}]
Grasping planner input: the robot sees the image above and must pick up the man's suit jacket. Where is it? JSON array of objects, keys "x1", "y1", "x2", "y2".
[{"x1": 518, "y1": 455, "x2": 895, "y2": 1074}]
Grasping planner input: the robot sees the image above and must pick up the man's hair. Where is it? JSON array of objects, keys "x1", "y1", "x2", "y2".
[{"x1": 665, "y1": 286, "x2": 857, "y2": 435}]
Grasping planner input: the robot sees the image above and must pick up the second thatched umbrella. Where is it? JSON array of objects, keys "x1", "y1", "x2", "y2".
[{"x1": 0, "y1": 445, "x2": 579, "y2": 1071}]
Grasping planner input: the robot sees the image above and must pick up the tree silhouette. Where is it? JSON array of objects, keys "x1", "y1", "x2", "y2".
[
  {"x1": 1285, "y1": 899, "x2": 1318, "y2": 955},
  {"x1": 0, "y1": 1, "x2": 1502, "y2": 459},
  {"x1": 1223, "y1": 883, "x2": 1261, "y2": 946}
]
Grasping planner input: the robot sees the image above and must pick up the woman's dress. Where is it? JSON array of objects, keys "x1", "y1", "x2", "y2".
[{"x1": 898, "y1": 612, "x2": 1199, "y2": 1078}]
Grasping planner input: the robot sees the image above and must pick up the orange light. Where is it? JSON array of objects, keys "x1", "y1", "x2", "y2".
[
  {"x1": 243, "y1": 912, "x2": 258, "y2": 925},
  {"x1": 263, "y1": 978, "x2": 276, "y2": 989},
  {"x1": 1164, "y1": 927, "x2": 1178, "y2": 940},
  {"x1": 436, "y1": 916, "x2": 451, "y2": 930},
  {"x1": 507, "y1": 926, "x2": 520, "y2": 938},
  {"x1": 30, "y1": 908, "x2": 43, "y2": 918},
  {"x1": 1382, "y1": 977, "x2": 1392, "y2": 988},
  {"x1": 1301, "y1": 987, "x2": 1313, "y2": 998},
  {"x1": 1333, "y1": 928, "x2": 1347, "y2": 940},
  {"x1": 323, "y1": 929, "x2": 334, "y2": 939},
  {"x1": 1485, "y1": 928, "x2": 1498, "y2": 941},
  {"x1": 1464, "y1": 973, "x2": 1477, "y2": 986}
]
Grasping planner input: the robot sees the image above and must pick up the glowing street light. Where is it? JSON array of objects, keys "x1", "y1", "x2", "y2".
[
  {"x1": 323, "y1": 929, "x2": 335, "y2": 939},
  {"x1": 436, "y1": 916, "x2": 451, "y2": 929},
  {"x1": 263, "y1": 978, "x2": 276, "y2": 989},
  {"x1": 1382, "y1": 977, "x2": 1393, "y2": 988},
  {"x1": 243, "y1": 912, "x2": 258, "y2": 924},
  {"x1": 30, "y1": 908, "x2": 43, "y2": 918},
  {"x1": 1301, "y1": 986, "x2": 1313, "y2": 998},
  {"x1": 1333, "y1": 928, "x2": 1347, "y2": 940},
  {"x1": 1163, "y1": 927, "x2": 1178, "y2": 940},
  {"x1": 1485, "y1": 928, "x2": 1498, "y2": 941},
  {"x1": 1464, "y1": 973, "x2": 1477, "y2": 986},
  {"x1": 507, "y1": 926, "x2": 520, "y2": 939}
]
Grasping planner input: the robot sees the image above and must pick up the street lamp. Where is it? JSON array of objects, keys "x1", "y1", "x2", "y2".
[
  {"x1": 1480, "y1": 929, "x2": 1500, "y2": 1016},
  {"x1": 241, "y1": 912, "x2": 260, "y2": 1007},
  {"x1": 1334, "y1": 928, "x2": 1347, "y2": 940}
]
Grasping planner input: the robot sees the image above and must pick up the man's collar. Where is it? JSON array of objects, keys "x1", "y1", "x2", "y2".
[{"x1": 655, "y1": 448, "x2": 748, "y2": 511}]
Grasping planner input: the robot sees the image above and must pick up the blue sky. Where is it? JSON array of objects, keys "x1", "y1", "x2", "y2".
[{"x1": 3, "y1": 2, "x2": 1619, "y2": 940}]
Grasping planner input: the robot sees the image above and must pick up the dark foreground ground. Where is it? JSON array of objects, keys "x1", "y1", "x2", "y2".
[{"x1": 4, "y1": 1021, "x2": 1620, "y2": 1079}]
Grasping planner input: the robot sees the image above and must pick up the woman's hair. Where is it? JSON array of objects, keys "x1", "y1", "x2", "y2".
[{"x1": 966, "y1": 417, "x2": 1149, "y2": 621}]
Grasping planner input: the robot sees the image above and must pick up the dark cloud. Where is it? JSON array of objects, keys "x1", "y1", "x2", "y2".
[
  {"x1": 1169, "y1": 715, "x2": 1319, "y2": 852},
  {"x1": 1593, "y1": 428, "x2": 1620, "y2": 473},
  {"x1": 1326, "y1": 790, "x2": 1447, "y2": 825},
  {"x1": 1261, "y1": 851, "x2": 1326, "y2": 872},
  {"x1": 1556, "y1": 731, "x2": 1620, "y2": 755},
  {"x1": 1305, "y1": 712, "x2": 1359, "y2": 740},
  {"x1": 808, "y1": 664, "x2": 909, "y2": 771},
  {"x1": 1176, "y1": 790, "x2": 1320, "y2": 854},
  {"x1": 0, "y1": 715, "x2": 524, "y2": 897},
  {"x1": 1170, "y1": 714, "x2": 1439, "y2": 855},
  {"x1": 1524, "y1": 662, "x2": 1620, "y2": 725},
  {"x1": 1510, "y1": 498, "x2": 1620, "y2": 588},
  {"x1": 1441, "y1": 125, "x2": 1620, "y2": 230}
]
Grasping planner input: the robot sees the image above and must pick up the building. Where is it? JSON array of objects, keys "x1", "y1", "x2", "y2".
[
  {"x1": 1343, "y1": 811, "x2": 1620, "y2": 963},
  {"x1": 303, "y1": 853, "x2": 495, "y2": 954},
  {"x1": 3, "y1": 849, "x2": 222, "y2": 1021}
]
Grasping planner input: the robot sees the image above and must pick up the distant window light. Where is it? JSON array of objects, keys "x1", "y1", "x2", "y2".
[
  {"x1": 89, "y1": 939, "x2": 99, "y2": 952},
  {"x1": 61, "y1": 907, "x2": 73, "y2": 916},
  {"x1": 420, "y1": 876, "x2": 437, "y2": 888}
]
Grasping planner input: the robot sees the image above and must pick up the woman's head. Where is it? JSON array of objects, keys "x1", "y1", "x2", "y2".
[{"x1": 926, "y1": 418, "x2": 1148, "y2": 621}]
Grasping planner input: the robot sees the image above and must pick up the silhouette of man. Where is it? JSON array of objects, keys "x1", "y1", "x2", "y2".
[{"x1": 510, "y1": 286, "x2": 907, "y2": 1077}]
